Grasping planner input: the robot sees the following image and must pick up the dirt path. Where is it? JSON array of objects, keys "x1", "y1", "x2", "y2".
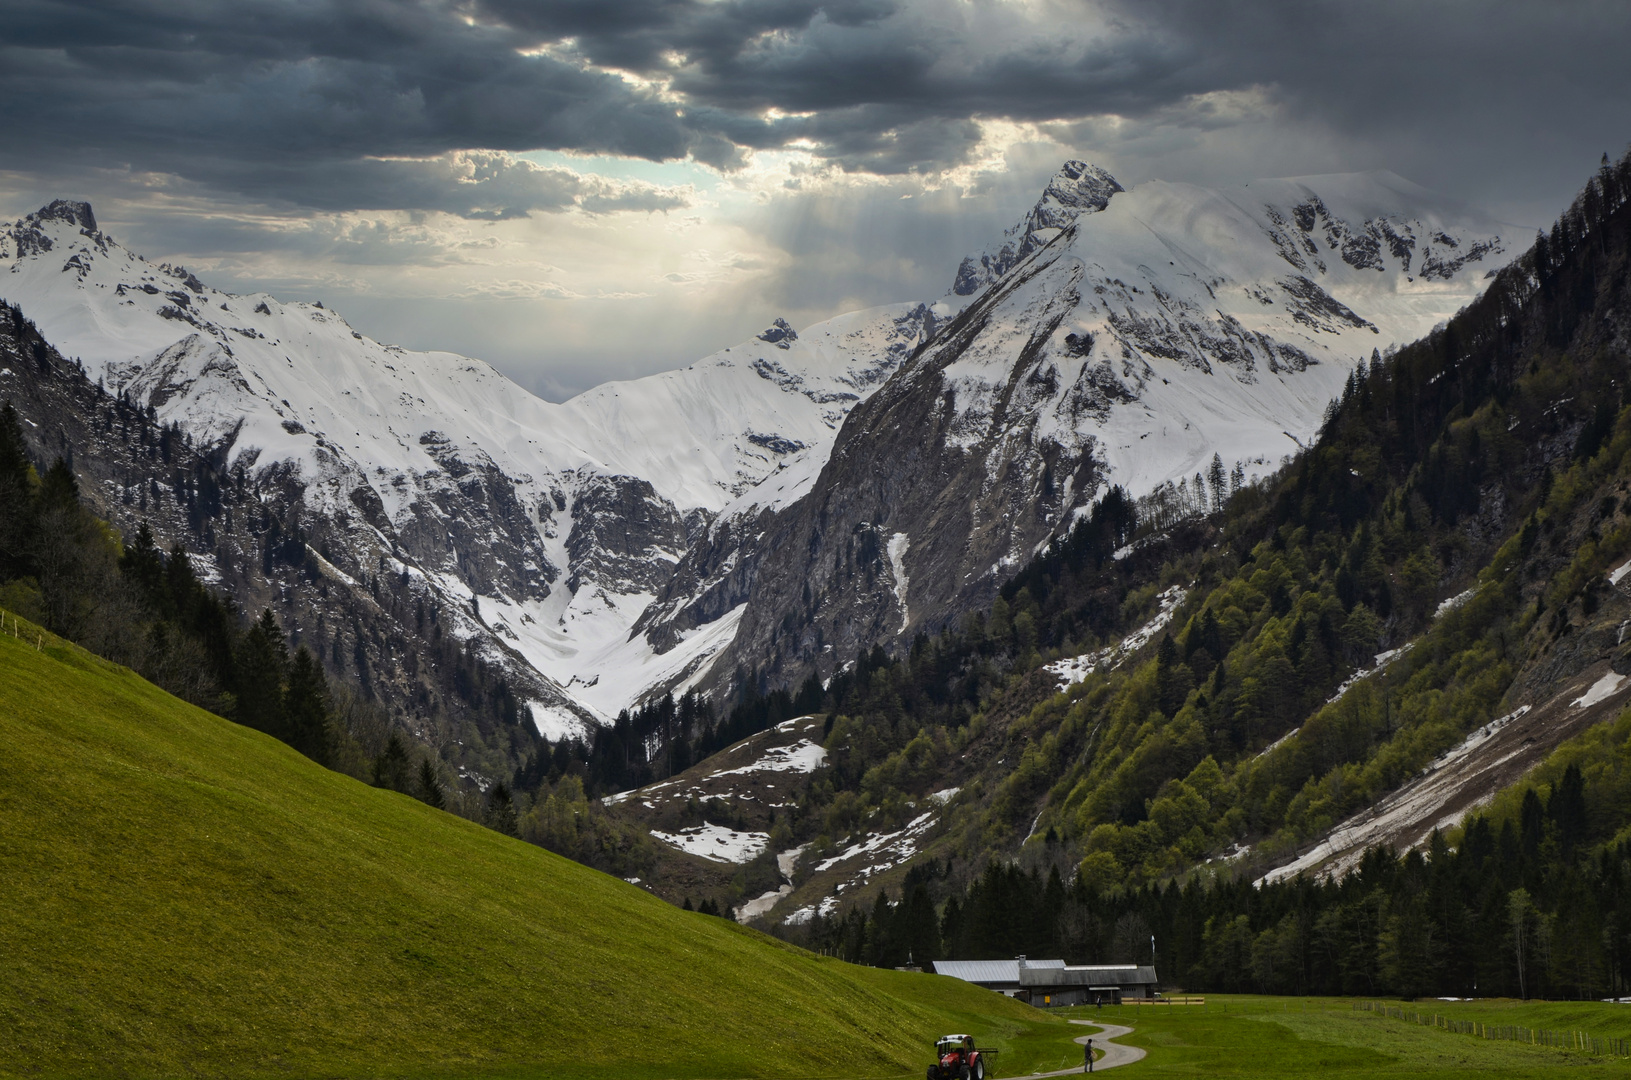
[{"x1": 1017, "y1": 1020, "x2": 1144, "y2": 1076}]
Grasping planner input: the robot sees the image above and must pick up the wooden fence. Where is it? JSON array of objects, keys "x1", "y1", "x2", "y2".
[{"x1": 1354, "y1": 1001, "x2": 1631, "y2": 1056}]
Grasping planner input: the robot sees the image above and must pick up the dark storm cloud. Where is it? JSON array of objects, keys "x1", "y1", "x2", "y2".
[
  {"x1": 0, "y1": 0, "x2": 712, "y2": 209},
  {"x1": 3, "y1": 0, "x2": 1629, "y2": 206}
]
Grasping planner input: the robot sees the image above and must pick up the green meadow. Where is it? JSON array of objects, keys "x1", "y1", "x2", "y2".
[
  {"x1": 1066, "y1": 995, "x2": 1631, "y2": 1077},
  {"x1": 0, "y1": 618, "x2": 1076, "y2": 1080}
]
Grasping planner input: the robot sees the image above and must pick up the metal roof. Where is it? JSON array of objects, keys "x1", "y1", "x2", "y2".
[
  {"x1": 1020, "y1": 965, "x2": 1158, "y2": 987},
  {"x1": 931, "y1": 959, "x2": 1066, "y2": 984}
]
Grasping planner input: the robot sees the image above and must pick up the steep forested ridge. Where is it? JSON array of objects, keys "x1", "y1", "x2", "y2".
[{"x1": 759, "y1": 149, "x2": 1631, "y2": 996}]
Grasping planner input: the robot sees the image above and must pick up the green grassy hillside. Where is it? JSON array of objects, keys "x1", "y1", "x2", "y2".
[{"x1": 0, "y1": 618, "x2": 1070, "y2": 1079}]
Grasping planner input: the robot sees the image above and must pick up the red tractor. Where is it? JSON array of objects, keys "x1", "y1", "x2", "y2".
[{"x1": 927, "y1": 1034, "x2": 996, "y2": 1080}]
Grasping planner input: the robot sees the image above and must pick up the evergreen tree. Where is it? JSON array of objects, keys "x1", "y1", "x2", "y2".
[
  {"x1": 283, "y1": 645, "x2": 333, "y2": 764},
  {"x1": 898, "y1": 881, "x2": 942, "y2": 966},
  {"x1": 1207, "y1": 452, "x2": 1227, "y2": 511},
  {"x1": 373, "y1": 731, "x2": 412, "y2": 793},
  {"x1": 236, "y1": 609, "x2": 289, "y2": 737},
  {"x1": 0, "y1": 402, "x2": 36, "y2": 578},
  {"x1": 484, "y1": 781, "x2": 519, "y2": 837},
  {"x1": 417, "y1": 757, "x2": 446, "y2": 810},
  {"x1": 1548, "y1": 763, "x2": 1588, "y2": 861},
  {"x1": 118, "y1": 522, "x2": 165, "y2": 603}
]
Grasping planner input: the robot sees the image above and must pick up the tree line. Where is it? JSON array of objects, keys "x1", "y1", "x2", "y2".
[
  {"x1": 0, "y1": 401, "x2": 460, "y2": 809},
  {"x1": 803, "y1": 745, "x2": 1631, "y2": 1000}
]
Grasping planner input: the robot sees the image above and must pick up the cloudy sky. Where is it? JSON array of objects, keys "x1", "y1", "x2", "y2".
[{"x1": 3, "y1": 0, "x2": 1629, "y2": 399}]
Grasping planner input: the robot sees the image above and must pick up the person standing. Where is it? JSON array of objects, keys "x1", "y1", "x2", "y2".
[{"x1": 1085, "y1": 1038, "x2": 1094, "y2": 1073}]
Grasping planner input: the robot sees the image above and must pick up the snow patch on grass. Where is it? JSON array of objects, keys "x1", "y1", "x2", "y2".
[
  {"x1": 649, "y1": 823, "x2": 770, "y2": 864},
  {"x1": 814, "y1": 811, "x2": 937, "y2": 878},
  {"x1": 1435, "y1": 588, "x2": 1476, "y2": 619},
  {"x1": 736, "y1": 885, "x2": 793, "y2": 922},
  {"x1": 783, "y1": 896, "x2": 841, "y2": 926},
  {"x1": 1045, "y1": 585, "x2": 1187, "y2": 687},
  {"x1": 1324, "y1": 644, "x2": 1414, "y2": 705},
  {"x1": 777, "y1": 844, "x2": 811, "y2": 879},
  {"x1": 715, "y1": 739, "x2": 827, "y2": 777}
]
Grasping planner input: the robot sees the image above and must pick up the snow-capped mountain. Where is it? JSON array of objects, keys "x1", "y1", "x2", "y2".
[
  {"x1": 0, "y1": 199, "x2": 931, "y2": 734},
  {"x1": 2, "y1": 159, "x2": 1510, "y2": 737},
  {"x1": 645, "y1": 164, "x2": 1511, "y2": 698}
]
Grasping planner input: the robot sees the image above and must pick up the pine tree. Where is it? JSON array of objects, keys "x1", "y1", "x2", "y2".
[
  {"x1": 119, "y1": 522, "x2": 165, "y2": 603},
  {"x1": 417, "y1": 757, "x2": 446, "y2": 809},
  {"x1": 283, "y1": 645, "x2": 333, "y2": 764},
  {"x1": 899, "y1": 882, "x2": 942, "y2": 966},
  {"x1": 0, "y1": 402, "x2": 36, "y2": 579},
  {"x1": 235, "y1": 609, "x2": 288, "y2": 736},
  {"x1": 1207, "y1": 452, "x2": 1227, "y2": 511},
  {"x1": 484, "y1": 781, "x2": 519, "y2": 837},
  {"x1": 373, "y1": 731, "x2": 412, "y2": 793}
]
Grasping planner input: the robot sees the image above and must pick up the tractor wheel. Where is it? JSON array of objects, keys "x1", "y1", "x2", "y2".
[
  {"x1": 973, "y1": 1058, "x2": 985, "y2": 1080},
  {"x1": 927, "y1": 1068, "x2": 938, "y2": 1080},
  {"x1": 958, "y1": 1065, "x2": 971, "y2": 1080}
]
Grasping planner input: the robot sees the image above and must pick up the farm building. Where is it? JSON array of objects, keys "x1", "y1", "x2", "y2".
[{"x1": 930, "y1": 957, "x2": 1159, "y2": 1006}]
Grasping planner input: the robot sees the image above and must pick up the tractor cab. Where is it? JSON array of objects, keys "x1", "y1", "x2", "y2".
[{"x1": 929, "y1": 1034, "x2": 991, "y2": 1080}]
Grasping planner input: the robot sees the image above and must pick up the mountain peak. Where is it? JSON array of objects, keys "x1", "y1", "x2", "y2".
[
  {"x1": 757, "y1": 317, "x2": 797, "y2": 349},
  {"x1": 1027, "y1": 161, "x2": 1122, "y2": 233},
  {"x1": 950, "y1": 161, "x2": 1123, "y2": 298},
  {"x1": 30, "y1": 199, "x2": 98, "y2": 234}
]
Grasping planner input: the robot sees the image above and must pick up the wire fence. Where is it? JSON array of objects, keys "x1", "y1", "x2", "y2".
[{"x1": 1354, "y1": 1001, "x2": 1631, "y2": 1056}]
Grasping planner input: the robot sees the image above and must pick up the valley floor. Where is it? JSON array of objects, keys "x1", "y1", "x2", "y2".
[{"x1": 1056, "y1": 996, "x2": 1631, "y2": 1078}]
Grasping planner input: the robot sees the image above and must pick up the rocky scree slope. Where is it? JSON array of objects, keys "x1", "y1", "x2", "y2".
[
  {"x1": 651, "y1": 165, "x2": 1509, "y2": 702},
  {"x1": 0, "y1": 200, "x2": 932, "y2": 740}
]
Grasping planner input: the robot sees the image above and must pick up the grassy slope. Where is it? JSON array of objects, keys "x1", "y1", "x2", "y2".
[
  {"x1": 1072, "y1": 996, "x2": 1631, "y2": 1078},
  {"x1": 0, "y1": 621, "x2": 1072, "y2": 1079}
]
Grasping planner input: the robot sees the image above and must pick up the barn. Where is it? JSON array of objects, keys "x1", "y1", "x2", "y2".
[{"x1": 930, "y1": 957, "x2": 1159, "y2": 1006}]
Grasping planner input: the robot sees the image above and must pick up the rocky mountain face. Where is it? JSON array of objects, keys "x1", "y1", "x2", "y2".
[
  {"x1": 0, "y1": 201, "x2": 932, "y2": 743},
  {"x1": 951, "y1": 160, "x2": 1123, "y2": 297},
  {"x1": 644, "y1": 165, "x2": 1509, "y2": 699}
]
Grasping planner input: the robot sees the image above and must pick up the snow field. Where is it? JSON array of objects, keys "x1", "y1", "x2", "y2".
[{"x1": 648, "y1": 823, "x2": 770, "y2": 864}]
